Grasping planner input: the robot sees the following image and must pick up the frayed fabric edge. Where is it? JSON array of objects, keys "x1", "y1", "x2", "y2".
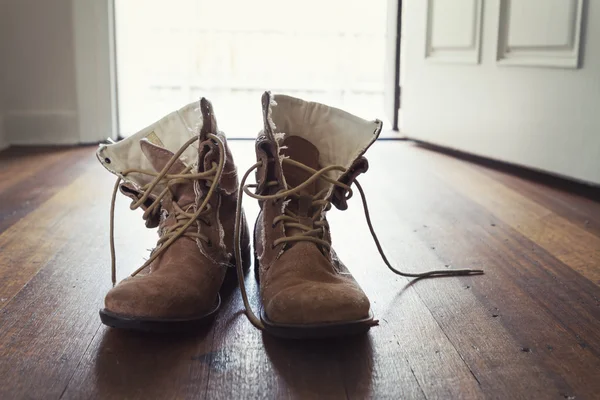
[{"x1": 264, "y1": 94, "x2": 288, "y2": 189}]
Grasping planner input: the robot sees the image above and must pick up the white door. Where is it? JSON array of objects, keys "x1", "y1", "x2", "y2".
[{"x1": 401, "y1": 0, "x2": 600, "y2": 185}]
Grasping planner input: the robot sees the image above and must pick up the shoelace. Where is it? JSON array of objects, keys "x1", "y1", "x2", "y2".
[
  {"x1": 109, "y1": 134, "x2": 225, "y2": 285},
  {"x1": 234, "y1": 158, "x2": 484, "y2": 330}
]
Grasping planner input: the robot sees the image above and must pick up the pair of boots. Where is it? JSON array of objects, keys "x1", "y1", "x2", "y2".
[{"x1": 97, "y1": 93, "x2": 481, "y2": 339}]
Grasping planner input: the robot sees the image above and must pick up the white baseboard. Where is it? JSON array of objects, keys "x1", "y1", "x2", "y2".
[{"x1": 4, "y1": 110, "x2": 79, "y2": 145}]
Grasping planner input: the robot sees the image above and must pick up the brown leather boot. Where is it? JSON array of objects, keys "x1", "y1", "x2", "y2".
[
  {"x1": 97, "y1": 98, "x2": 250, "y2": 332},
  {"x1": 234, "y1": 93, "x2": 482, "y2": 339}
]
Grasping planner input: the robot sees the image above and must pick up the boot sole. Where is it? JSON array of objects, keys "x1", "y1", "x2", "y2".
[
  {"x1": 99, "y1": 242, "x2": 252, "y2": 333},
  {"x1": 260, "y1": 309, "x2": 377, "y2": 339},
  {"x1": 99, "y1": 297, "x2": 220, "y2": 333}
]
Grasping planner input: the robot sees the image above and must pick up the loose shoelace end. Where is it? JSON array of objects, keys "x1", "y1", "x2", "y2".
[{"x1": 443, "y1": 268, "x2": 485, "y2": 276}]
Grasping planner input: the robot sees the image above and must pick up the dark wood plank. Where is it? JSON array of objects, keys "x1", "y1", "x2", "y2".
[
  {"x1": 365, "y1": 143, "x2": 600, "y2": 398},
  {"x1": 415, "y1": 146, "x2": 600, "y2": 285},
  {"x1": 479, "y1": 165, "x2": 600, "y2": 239},
  {"x1": 328, "y1": 215, "x2": 485, "y2": 399},
  {"x1": 0, "y1": 155, "x2": 105, "y2": 309},
  {"x1": 61, "y1": 326, "x2": 216, "y2": 400},
  {"x1": 0, "y1": 141, "x2": 599, "y2": 399},
  {"x1": 0, "y1": 148, "x2": 65, "y2": 190},
  {"x1": 0, "y1": 146, "x2": 96, "y2": 234},
  {"x1": 0, "y1": 162, "x2": 157, "y2": 399}
]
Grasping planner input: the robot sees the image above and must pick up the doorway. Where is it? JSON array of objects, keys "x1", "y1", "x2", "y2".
[{"x1": 114, "y1": 0, "x2": 393, "y2": 138}]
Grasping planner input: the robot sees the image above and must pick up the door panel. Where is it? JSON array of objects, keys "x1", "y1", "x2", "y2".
[
  {"x1": 507, "y1": 0, "x2": 574, "y2": 46},
  {"x1": 498, "y1": 0, "x2": 583, "y2": 67},
  {"x1": 402, "y1": 0, "x2": 600, "y2": 185},
  {"x1": 425, "y1": 0, "x2": 483, "y2": 64}
]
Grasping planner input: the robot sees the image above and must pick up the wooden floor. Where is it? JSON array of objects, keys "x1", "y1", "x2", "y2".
[{"x1": 0, "y1": 141, "x2": 599, "y2": 399}]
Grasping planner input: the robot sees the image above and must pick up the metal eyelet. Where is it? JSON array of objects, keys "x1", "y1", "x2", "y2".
[{"x1": 104, "y1": 157, "x2": 111, "y2": 164}]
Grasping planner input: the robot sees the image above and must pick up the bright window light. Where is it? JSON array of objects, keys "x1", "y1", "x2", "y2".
[{"x1": 115, "y1": 0, "x2": 389, "y2": 138}]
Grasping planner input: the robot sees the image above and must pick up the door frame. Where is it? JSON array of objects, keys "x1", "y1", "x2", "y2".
[
  {"x1": 392, "y1": 0, "x2": 402, "y2": 131},
  {"x1": 72, "y1": 0, "x2": 119, "y2": 143}
]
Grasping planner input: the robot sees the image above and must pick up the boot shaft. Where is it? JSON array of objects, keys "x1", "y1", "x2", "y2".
[
  {"x1": 254, "y1": 92, "x2": 383, "y2": 206},
  {"x1": 99, "y1": 98, "x2": 244, "y2": 273}
]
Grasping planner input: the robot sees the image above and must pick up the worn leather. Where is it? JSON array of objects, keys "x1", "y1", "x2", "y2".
[
  {"x1": 255, "y1": 135, "x2": 371, "y2": 324},
  {"x1": 104, "y1": 126, "x2": 250, "y2": 319},
  {"x1": 332, "y1": 156, "x2": 369, "y2": 211}
]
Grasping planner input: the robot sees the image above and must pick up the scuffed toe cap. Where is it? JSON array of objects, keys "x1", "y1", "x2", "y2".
[
  {"x1": 263, "y1": 281, "x2": 371, "y2": 325},
  {"x1": 104, "y1": 274, "x2": 216, "y2": 319}
]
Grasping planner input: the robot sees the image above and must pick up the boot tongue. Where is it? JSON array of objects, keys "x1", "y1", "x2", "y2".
[
  {"x1": 140, "y1": 139, "x2": 196, "y2": 207},
  {"x1": 280, "y1": 136, "x2": 321, "y2": 234},
  {"x1": 281, "y1": 136, "x2": 320, "y2": 196}
]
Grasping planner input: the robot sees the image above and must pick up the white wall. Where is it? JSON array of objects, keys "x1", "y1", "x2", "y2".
[
  {"x1": 0, "y1": 0, "x2": 116, "y2": 147},
  {"x1": 2, "y1": 0, "x2": 79, "y2": 145},
  {"x1": 401, "y1": 0, "x2": 600, "y2": 185}
]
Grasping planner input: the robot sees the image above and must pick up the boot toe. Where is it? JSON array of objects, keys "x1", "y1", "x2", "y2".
[
  {"x1": 264, "y1": 281, "x2": 370, "y2": 325},
  {"x1": 104, "y1": 275, "x2": 215, "y2": 319}
]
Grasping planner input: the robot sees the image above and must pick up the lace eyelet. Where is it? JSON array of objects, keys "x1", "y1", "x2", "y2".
[
  {"x1": 206, "y1": 240, "x2": 212, "y2": 247},
  {"x1": 271, "y1": 243, "x2": 276, "y2": 250}
]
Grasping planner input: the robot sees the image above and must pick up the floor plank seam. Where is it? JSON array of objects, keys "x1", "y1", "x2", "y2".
[
  {"x1": 0, "y1": 267, "x2": 71, "y2": 341},
  {"x1": 429, "y1": 309, "x2": 483, "y2": 389},
  {"x1": 202, "y1": 324, "x2": 218, "y2": 398},
  {"x1": 0, "y1": 163, "x2": 99, "y2": 312},
  {"x1": 406, "y1": 358, "x2": 427, "y2": 399},
  {"x1": 411, "y1": 281, "x2": 484, "y2": 388},
  {"x1": 0, "y1": 243, "x2": 70, "y2": 314},
  {"x1": 336, "y1": 347, "x2": 352, "y2": 400},
  {"x1": 58, "y1": 323, "x2": 103, "y2": 399},
  {"x1": 342, "y1": 377, "x2": 350, "y2": 400},
  {"x1": 0, "y1": 152, "x2": 96, "y2": 236},
  {"x1": 484, "y1": 236, "x2": 600, "y2": 358}
]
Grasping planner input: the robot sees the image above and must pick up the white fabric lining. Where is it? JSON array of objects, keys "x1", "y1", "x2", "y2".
[
  {"x1": 268, "y1": 94, "x2": 382, "y2": 194},
  {"x1": 96, "y1": 101, "x2": 203, "y2": 195}
]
